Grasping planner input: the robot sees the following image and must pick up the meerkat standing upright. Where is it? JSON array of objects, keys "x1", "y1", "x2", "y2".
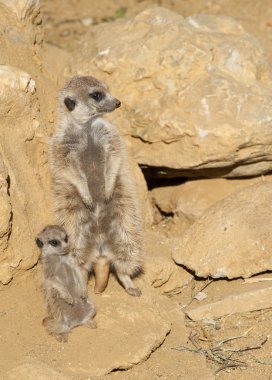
[
  {"x1": 49, "y1": 76, "x2": 143, "y2": 296},
  {"x1": 36, "y1": 225, "x2": 96, "y2": 342}
]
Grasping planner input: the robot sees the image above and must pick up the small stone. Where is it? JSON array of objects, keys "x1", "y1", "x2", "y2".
[
  {"x1": 0, "y1": 65, "x2": 35, "y2": 93},
  {"x1": 81, "y1": 17, "x2": 93, "y2": 27},
  {"x1": 194, "y1": 291, "x2": 207, "y2": 301}
]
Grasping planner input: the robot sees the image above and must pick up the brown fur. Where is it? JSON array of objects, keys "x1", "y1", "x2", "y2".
[
  {"x1": 49, "y1": 76, "x2": 143, "y2": 296},
  {"x1": 36, "y1": 225, "x2": 96, "y2": 342}
]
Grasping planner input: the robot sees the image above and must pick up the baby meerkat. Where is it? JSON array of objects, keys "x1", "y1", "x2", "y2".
[
  {"x1": 50, "y1": 76, "x2": 143, "y2": 296},
  {"x1": 36, "y1": 225, "x2": 96, "y2": 342}
]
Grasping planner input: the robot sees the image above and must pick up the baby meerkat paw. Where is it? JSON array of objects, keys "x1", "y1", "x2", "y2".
[
  {"x1": 86, "y1": 319, "x2": 97, "y2": 329},
  {"x1": 64, "y1": 294, "x2": 74, "y2": 305},
  {"x1": 126, "y1": 287, "x2": 142, "y2": 297},
  {"x1": 80, "y1": 289, "x2": 88, "y2": 300},
  {"x1": 54, "y1": 333, "x2": 68, "y2": 342}
]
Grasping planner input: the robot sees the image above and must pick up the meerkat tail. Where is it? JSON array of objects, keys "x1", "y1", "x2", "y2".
[{"x1": 93, "y1": 257, "x2": 110, "y2": 294}]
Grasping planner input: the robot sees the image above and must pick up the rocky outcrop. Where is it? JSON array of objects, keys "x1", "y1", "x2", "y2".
[
  {"x1": 68, "y1": 7, "x2": 272, "y2": 178},
  {"x1": 145, "y1": 231, "x2": 193, "y2": 295},
  {"x1": 151, "y1": 176, "x2": 272, "y2": 221},
  {"x1": 172, "y1": 181, "x2": 272, "y2": 279},
  {"x1": 0, "y1": 1, "x2": 54, "y2": 286}
]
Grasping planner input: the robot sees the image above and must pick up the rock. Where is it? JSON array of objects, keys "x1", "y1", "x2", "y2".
[
  {"x1": 0, "y1": 155, "x2": 12, "y2": 285},
  {"x1": 186, "y1": 285, "x2": 272, "y2": 321},
  {"x1": 129, "y1": 156, "x2": 153, "y2": 227},
  {"x1": 0, "y1": 10, "x2": 54, "y2": 287},
  {"x1": 151, "y1": 176, "x2": 272, "y2": 221},
  {"x1": 172, "y1": 181, "x2": 272, "y2": 279},
  {"x1": 0, "y1": 0, "x2": 40, "y2": 21},
  {"x1": 68, "y1": 7, "x2": 272, "y2": 178},
  {"x1": 0, "y1": 65, "x2": 35, "y2": 93},
  {"x1": 145, "y1": 231, "x2": 193, "y2": 295}
]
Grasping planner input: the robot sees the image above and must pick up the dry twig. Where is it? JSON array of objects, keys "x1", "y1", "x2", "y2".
[{"x1": 172, "y1": 329, "x2": 269, "y2": 375}]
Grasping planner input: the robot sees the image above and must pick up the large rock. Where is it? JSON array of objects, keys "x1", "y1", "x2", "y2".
[
  {"x1": 172, "y1": 182, "x2": 272, "y2": 279},
  {"x1": 0, "y1": 155, "x2": 12, "y2": 285},
  {"x1": 67, "y1": 7, "x2": 272, "y2": 178},
  {"x1": 145, "y1": 231, "x2": 193, "y2": 295},
  {"x1": 151, "y1": 176, "x2": 272, "y2": 221},
  {"x1": 0, "y1": 1, "x2": 54, "y2": 287}
]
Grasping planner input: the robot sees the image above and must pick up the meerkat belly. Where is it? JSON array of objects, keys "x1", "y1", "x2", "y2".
[{"x1": 82, "y1": 137, "x2": 106, "y2": 203}]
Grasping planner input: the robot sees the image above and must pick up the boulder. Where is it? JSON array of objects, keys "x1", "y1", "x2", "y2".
[
  {"x1": 0, "y1": 0, "x2": 54, "y2": 287},
  {"x1": 68, "y1": 7, "x2": 272, "y2": 178},
  {"x1": 172, "y1": 182, "x2": 272, "y2": 279},
  {"x1": 145, "y1": 231, "x2": 193, "y2": 295},
  {"x1": 151, "y1": 176, "x2": 272, "y2": 220}
]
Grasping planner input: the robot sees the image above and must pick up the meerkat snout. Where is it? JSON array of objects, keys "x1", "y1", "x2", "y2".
[{"x1": 114, "y1": 99, "x2": 121, "y2": 108}]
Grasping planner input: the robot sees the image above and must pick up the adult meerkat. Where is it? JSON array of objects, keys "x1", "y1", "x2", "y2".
[
  {"x1": 36, "y1": 225, "x2": 96, "y2": 342},
  {"x1": 50, "y1": 76, "x2": 143, "y2": 296}
]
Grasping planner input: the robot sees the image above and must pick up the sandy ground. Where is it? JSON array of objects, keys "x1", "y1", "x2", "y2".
[
  {"x1": 1, "y1": 1, "x2": 272, "y2": 379},
  {"x1": 1, "y1": 227, "x2": 272, "y2": 379}
]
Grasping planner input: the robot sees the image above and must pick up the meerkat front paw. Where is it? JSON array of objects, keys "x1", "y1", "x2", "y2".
[
  {"x1": 104, "y1": 191, "x2": 112, "y2": 204},
  {"x1": 83, "y1": 198, "x2": 95, "y2": 211},
  {"x1": 126, "y1": 287, "x2": 142, "y2": 297}
]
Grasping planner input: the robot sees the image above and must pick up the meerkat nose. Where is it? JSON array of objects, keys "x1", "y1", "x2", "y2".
[{"x1": 115, "y1": 99, "x2": 121, "y2": 108}]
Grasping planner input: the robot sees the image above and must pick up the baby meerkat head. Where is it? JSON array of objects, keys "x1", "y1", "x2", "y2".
[
  {"x1": 35, "y1": 225, "x2": 69, "y2": 256},
  {"x1": 59, "y1": 76, "x2": 121, "y2": 124}
]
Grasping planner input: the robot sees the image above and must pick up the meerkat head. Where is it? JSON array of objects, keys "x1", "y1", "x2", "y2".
[
  {"x1": 59, "y1": 76, "x2": 121, "y2": 124},
  {"x1": 35, "y1": 225, "x2": 69, "y2": 256}
]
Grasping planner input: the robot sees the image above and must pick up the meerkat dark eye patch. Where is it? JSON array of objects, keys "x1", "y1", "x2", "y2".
[
  {"x1": 89, "y1": 91, "x2": 104, "y2": 102},
  {"x1": 49, "y1": 239, "x2": 60, "y2": 247},
  {"x1": 36, "y1": 238, "x2": 43, "y2": 248},
  {"x1": 64, "y1": 97, "x2": 76, "y2": 111},
  {"x1": 64, "y1": 235, "x2": 68, "y2": 243}
]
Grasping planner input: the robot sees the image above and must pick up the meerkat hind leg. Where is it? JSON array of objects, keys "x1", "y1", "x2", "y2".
[{"x1": 116, "y1": 273, "x2": 142, "y2": 297}]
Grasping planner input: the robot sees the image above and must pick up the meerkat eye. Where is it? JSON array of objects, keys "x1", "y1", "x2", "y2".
[
  {"x1": 64, "y1": 235, "x2": 68, "y2": 243},
  {"x1": 89, "y1": 91, "x2": 104, "y2": 102},
  {"x1": 49, "y1": 239, "x2": 60, "y2": 247}
]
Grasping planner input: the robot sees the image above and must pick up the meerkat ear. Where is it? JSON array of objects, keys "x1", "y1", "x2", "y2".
[
  {"x1": 64, "y1": 97, "x2": 76, "y2": 111},
  {"x1": 35, "y1": 238, "x2": 43, "y2": 248}
]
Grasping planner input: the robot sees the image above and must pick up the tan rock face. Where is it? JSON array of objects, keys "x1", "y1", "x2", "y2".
[
  {"x1": 68, "y1": 7, "x2": 272, "y2": 178},
  {"x1": 172, "y1": 181, "x2": 272, "y2": 279},
  {"x1": 144, "y1": 231, "x2": 193, "y2": 295},
  {"x1": 0, "y1": 1, "x2": 54, "y2": 286},
  {"x1": 151, "y1": 176, "x2": 272, "y2": 220}
]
